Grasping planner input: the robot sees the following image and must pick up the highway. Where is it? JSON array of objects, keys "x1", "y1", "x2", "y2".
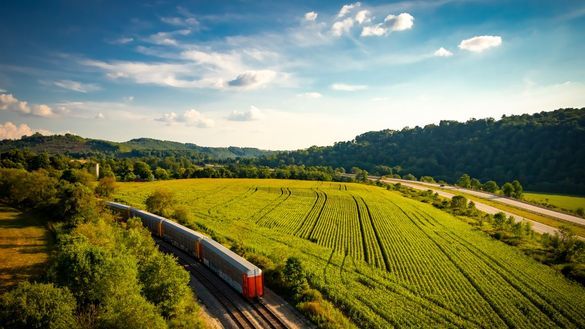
[{"x1": 384, "y1": 178, "x2": 585, "y2": 227}]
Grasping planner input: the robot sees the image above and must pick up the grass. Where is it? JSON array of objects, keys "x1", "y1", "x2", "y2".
[
  {"x1": 0, "y1": 205, "x2": 51, "y2": 293},
  {"x1": 114, "y1": 178, "x2": 585, "y2": 328},
  {"x1": 523, "y1": 192, "x2": 585, "y2": 214}
]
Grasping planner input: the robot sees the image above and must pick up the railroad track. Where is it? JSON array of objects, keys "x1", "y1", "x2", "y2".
[{"x1": 155, "y1": 238, "x2": 289, "y2": 329}]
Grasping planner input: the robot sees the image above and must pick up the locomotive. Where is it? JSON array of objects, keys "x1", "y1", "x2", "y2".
[{"x1": 106, "y1": 201, "x2": 264, "y2": 298}]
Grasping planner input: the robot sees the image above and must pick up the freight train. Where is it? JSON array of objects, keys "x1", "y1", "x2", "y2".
[{"x1": 106, "y1": 201, "x2": 264, "y2": 299}]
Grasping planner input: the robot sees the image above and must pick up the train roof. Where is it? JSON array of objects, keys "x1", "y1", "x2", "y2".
[
  {"x1": 106, "y1": 201, "x2": 131, "y2": 210},
  {"x1": 201, "y1": 238, "x2": 262, "y2": 276},
  {"x1": 161, "y1": 217, "x2": 208, "y2": 240}
]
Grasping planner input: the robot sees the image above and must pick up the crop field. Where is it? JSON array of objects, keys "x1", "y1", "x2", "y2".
[
  {"x1": 523, "y1": 192, "x2": 585, "y2": 213},
  {"x1": 114, "y1": 179, "x2": 585, "y2": 328},
  {"x1": 0, "y1": 205, "x2": 51, "y2": 293}
]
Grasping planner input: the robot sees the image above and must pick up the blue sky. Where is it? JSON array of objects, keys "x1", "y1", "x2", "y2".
[{"x1": 1, "y1": 0, "x2": 584, "y2": 149}]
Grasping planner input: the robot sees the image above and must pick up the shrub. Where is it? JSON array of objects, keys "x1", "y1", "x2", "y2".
[{"x1": 145, "y1": 189, "x2": 175, "y2": 217}]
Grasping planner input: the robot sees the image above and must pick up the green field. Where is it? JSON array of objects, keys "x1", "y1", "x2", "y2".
[
  {"x1": 114, "y1": 179, "x2": 585, "y2": 328},
  {"x1": 523, "y1": 192, "x2": 585, "y2": 214},
  {"x1": 0, "y1": 205, "x2": 51, "y2": 293}
]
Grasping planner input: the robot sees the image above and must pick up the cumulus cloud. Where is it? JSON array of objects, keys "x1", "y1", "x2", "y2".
[
  {"x1": 331, "y1": 18, "x2": 354, "y2": 37},
  {"x1": 304, "y1": 11, "x2": 318, "y2": 21},
  {"x1": 156, "y1": 109, "x2": 214, "y2": 128},
  {"x1": 355, "y1": 10, "x2": 370, "y2": 24},
  {"x1": 0, "y1": 122, "x2": 33, "y2": 140},
  {"x1": 227, "y1": 106, "x2": 264, "y2": 121},
  {"x1": 338, "y1": 2, "x2": 361, "y2": 18},
  {"x1": 53, "y1": 80, "x2": 101, "y2": 93},
  {"x1": 385, "y1": 13, "x2": 414, "y2": 31},
  {"x1": 0, "y1": 93, "x2": 55, "y2": 118},
  {"x1": 458, "y1": 35, "x2": 502, "y2": 53},
  {"x1": 227, "y1": 70, "x2": 278, "y2": 89},
  {"x1": 361, "y1": 24, "x2": 387, "y2": 37},
  {"x1": 361, "y1": 12, "x2": 414, "y2": 37},
  {"x1": 434, "y1": 47, "x2": 453, "y2": 57},
  {"x1": 297, "y1": 92, "x2": 322, "y2": 99},
  {"x1": 330, "y1": 83, "x2": 367, "y2": 91}
]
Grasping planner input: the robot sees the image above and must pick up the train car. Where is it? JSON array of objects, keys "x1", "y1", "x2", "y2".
[
  {"x1": 105, "y1": 202, "x2": 264, "y2": 299},
  {"x1": 132, "y1": 209, "x2": 166, "y2": 237},
  {"x1": 161, "y1": 219, "x2": 207, "y2": 257},
  {"x1": 200, "y1": 238, "x2": 263, "y2": 298}
]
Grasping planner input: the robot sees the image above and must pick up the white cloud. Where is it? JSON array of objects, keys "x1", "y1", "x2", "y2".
[
  {"x1": 355, "y1": 10, "x2": 370, "y2": 24},
  {"x1": 227, "y1": 70, "x2": 278, "y2": 89},
  {"x1": 161, "y1": 16, "x2": 199, "y2": 27},
  {"x1": 95, "y1": 112, "x2": 105, "y2": 119},
  {"x1": 0, "y1": 88, "x2": 6, "y2": 93},
  {"x1": 110, "y1": 37, "x2": 134, "y2": 45},
  {"x1": 0, "y1": 93, "x2": 55, "y2": 118},
  {"x1": 156, "y1": 109, "x2": 214, "y2": 128},
  {"x1": 0, "y1": 122, "x2": 33, "y2": 139},
  {"x1": 434, "y1": 47, "x2": 453, "y2": 57},
  {"x1": 297, "y1": 92, "x2": 322, "y2": 99},
  {"x1": 338, "y1": 2, "x2": 361, "y2": 18},
  {"x1": 227, "y1": 106, "x2": 264, "y2": 121},
  {"x1": 53, "y1": 80, "x2": 101, "y2": 93},
  {"x1": 331, "y1": 18, "x2": 354, "y2": 37},
  {"x1": 304, "y1": 11, "x2": 318, "y2": 21},
  {"x1": 149, "y1": 32, "x2": 179, "y2": 46},
  {"x1": 361, "y1": 12, "x2": 414, "y2": 37},
  {"x1": 458, "y1": 35, "x2": 502, "y2": 53},
  {"x1": 123, "y1": 96, "x2": 134, "y2": 102},
  {"x1": 361, "y1": 24, "x2": 387, "y2": 37},
  {"x1": 385, "y1": 13, "x2": 414, "y2": 31},
  {"x1": 331, "y1": 83, "x2": 367, "y2": 91}
]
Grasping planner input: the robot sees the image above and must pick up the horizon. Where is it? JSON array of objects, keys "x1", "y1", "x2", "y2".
[{"x1": 1, "y1": 0, "x2": 585, "y2": 149}]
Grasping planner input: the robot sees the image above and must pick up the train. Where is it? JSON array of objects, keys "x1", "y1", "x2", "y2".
[{"x1": 106, "y1": 201, "x2": 264, "y2": 299}]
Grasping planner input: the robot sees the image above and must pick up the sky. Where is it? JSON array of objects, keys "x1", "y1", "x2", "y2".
[{"x1": 0, "y1": 0, "x2": 584, "y2": 150}]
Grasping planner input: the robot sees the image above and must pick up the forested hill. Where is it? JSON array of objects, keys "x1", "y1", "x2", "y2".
[
  {"x1": 0, "y1": 134, "x2": 272, "y2": 159},
  {"x1": 258, "y1": 108, "x2": 585, "y2": 194}
]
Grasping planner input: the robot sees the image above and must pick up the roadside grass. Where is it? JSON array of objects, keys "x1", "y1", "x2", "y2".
[
  {"x1": 523, "y1": 192, "x2": 585, "y2": 214},
  {"x1": 0, "y1": 205, "x2": 51, "y2": 293}
]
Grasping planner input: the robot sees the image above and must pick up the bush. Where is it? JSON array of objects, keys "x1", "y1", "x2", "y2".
[
  {"x1": 0, "y1": 282, "x2": 78, "y2": 329},
  {"x1": 145, "y1": 189, "x2": 175, "y2": 217},
  {"x1": 95, "y1": 176, "x2": 116, "y2": 197}
]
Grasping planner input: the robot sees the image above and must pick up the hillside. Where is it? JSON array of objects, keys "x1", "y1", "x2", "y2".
[
  {"x1": 114, "y1": 178, "x2": 585, "y2": 328},
  {"x1": 259, "y1": 108, "x2": 585, "y2": 194},
  {"x1": 0, "y1": 134, "x2": 272, "y2": 160}
]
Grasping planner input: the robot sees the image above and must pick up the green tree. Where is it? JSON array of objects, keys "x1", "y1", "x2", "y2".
[
  {"x1": 403, "y1": 173, "x2": 417, "y2": 181},
  {"x1": 493, "y1": 212, "x2": 506, "y2": 229},
  {"x1": 470, "y1": 178, "x2": 481, "y2": 190},
  {"x1": 502, "y1": 182, "x2": 514, "y2": 197},
  {"x1": 0, "y1": 282, "x2": 78, "y2": 329},
  {"x1": 95, "y1": 176, "x2": 116, "y2": 197},
  {"x1": 145, "y1": 189, "x2": 175, "y2": 217},
  {"x1": 483, "y1": 180, "x2": 499, "y2": 193},
  {"x1": 456, "y1": 174, "x2": 471, "y2": 188},
  {"x1": 57, "y1": 182, "x2": 98, "y2": 225},
  {"x1": 283, "y1": 257, "x2": 308, "y2": 296},
  {"x1": 450, "y1": 195, "x2": 468, "y2": 210},
  {"x1": 154, "y1": 167, "x2": 170, "y2": 180},
  {"x1": 134, "y1": 161, "x2": 154, "y2": 181},
  {"x1": 512, "y1": 180, "x2": 523, "y2": 199}
]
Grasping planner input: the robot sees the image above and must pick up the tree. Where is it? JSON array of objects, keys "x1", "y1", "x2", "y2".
[
  {"x1": 512, "y1": 180, "x2": 523, "y2": 199},
  {"x1": 456, "y1": 174, "x2": 471, "y2": 188},
  {"x1": 420, "y1": 176, "x2": 436, "y2": 183},
  {"x1": 95, "y1": 176, "x2": 116, "y2": 197},
  {"x1": 470, "y1": 178, "x2": 481, "y2": 190},
  {"x1": 355, "y1": 169, "x2": 369, "y2": 182},
  {"x1": 283, "y1": 257, "x2": 307, "y2": 295},
  {"x1": 483, "y1": 180, "x2": 499, "y2": 193},
  {"x1": 403, "y1": 173, "x2": 416, "y2": 181},
  {"x1": 502, "y1": 182, "x2": 514, "y2": 197},
  {"x1": 134, "y1": 161, "x2": 154, "y2": 181},
  {"x1": 57, "y1": 182, "x2": 98, "y2": 225},
  {"x1": 0, "y1": 282, "x2": 78, "y2": 329},
  {"x1": 450, "y1": 195, "x2": 468, "y2": 210},
  {"x1": 493, "y1": 212, "x2": 506, "y2": 229},
  {"x1": 145, "y1": 189, "x2": 175, "y2": 217},
  {"x1": 154, "y1": 167, "x2": 170, "y2": 180}
]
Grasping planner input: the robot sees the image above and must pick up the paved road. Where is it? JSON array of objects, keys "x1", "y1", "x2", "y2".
[{"x1": 384, "y1": 178, "x2": 585, "y2": 227}]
